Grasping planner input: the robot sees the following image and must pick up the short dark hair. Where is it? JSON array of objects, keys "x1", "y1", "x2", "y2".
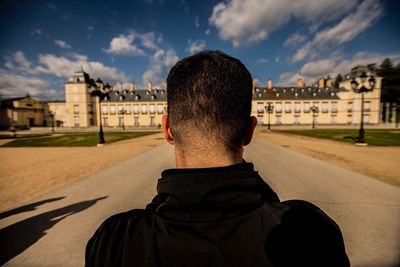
[{"x1": 166, "y1": 50, "x2": 253, "y2": 152}]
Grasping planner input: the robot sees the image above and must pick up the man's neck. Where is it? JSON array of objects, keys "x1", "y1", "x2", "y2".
[{"x1": 174, "y1": 147, "x2": 243, "y2": 168}]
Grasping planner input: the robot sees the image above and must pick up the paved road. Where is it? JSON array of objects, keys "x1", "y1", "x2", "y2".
[{"x1": 1, "y1": 137, "x2": 399, "y2": 267}]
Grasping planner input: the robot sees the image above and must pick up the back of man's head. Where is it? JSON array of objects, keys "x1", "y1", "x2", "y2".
[{"x1": 166, "y1": 51, "x2": 253, "y2": 153}]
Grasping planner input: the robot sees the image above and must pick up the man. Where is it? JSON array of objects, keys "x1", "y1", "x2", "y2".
[{"x1": 86, "y1": 51, "x2": 350, "y2": 266}]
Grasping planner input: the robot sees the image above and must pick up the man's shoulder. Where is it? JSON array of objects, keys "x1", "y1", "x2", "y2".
[
  {"x1": 266, "y1": 199, "x2": 350, "y2": 266},
  {"x1": 85, "y1": 209, "x2": 148, "y2": 266}
]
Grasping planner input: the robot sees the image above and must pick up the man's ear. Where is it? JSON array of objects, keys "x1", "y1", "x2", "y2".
[
  {"x1": 243, "y1": 116, "x2": 257, "y2": 146},
  {"x1": 162, "y1": 115, "x2": 174, "y2": 145}
]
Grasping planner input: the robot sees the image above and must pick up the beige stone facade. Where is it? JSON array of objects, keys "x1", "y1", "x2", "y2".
[
  {"x1": 0, "y1": 65, "x2": 382, "y2": 130},
  {"x1": 0, "y1": 95, "x2": 46, "y2": 129}
]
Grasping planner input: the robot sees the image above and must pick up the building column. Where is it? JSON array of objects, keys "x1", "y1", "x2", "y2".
[
  {"x1": 385, "y1": 102, "x2": 390, "y2": 124},
  {"x1": 391, "y1": 103, "x2": 397, "y2": 126}
]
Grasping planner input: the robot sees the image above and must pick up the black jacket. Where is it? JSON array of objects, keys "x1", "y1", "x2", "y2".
[{"x1": 86, "y1": 162, "x2": 350, "y2": 267}]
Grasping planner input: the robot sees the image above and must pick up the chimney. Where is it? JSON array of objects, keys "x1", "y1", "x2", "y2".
[
  {"x1": 252, "y1": 79, "x2": 257, "y2": 93},
  {"x1": 296, "y1": 78, "x2": 304, "y2": 87},
  {"x1": 318, "y1": 78, "x2": 325, "y2": 88},
  {"x1": 267, "y1": 79, "x2": 272, "y2": 89},
  {"x1": 326, "y1": 78, "x2": 333, "y2": 88},
  {"x1": 147, "y1": 82, "x2": 153, "y2": 92},
  {"x1": 129, "y1": 82, "x2": 135, "y2": 91}
]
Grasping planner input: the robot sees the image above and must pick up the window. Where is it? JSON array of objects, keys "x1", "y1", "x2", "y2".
[
  {"x1": 73, "y1": 85, "x2": 78, "y2": 92},
  {"x1": 141, "y1": 105, "x2": 147, "y2": 114},
  {"x1": 364, "y1": 101, "x2": 371, "y2": 112},
  {"x1": 133, "y1": 105, "x2": 139, "y2": 114},
  {"x1": 275, "y1": 102, "x2": 282, "y2": 113},
  {"x1": 73, "y1": 105, "x2": 79, "y2": 114},
  {"x1": 275, "y1": 116, "x2": 282, "y2": 124},
  {"x1": 294, "y1": 116, "x2": 300, "y2": 124},
  {"x1": 74, "y1": 116, "x2": 79, "y2": 127},
  {"x1": 285, "y1": 102, "x2": 291, "y2": 113},
  {"x1": 304, "y1": 102, "x2": 310, "y2": 113},
  {"x1": 150, "y1": 117, "x2": 156, "y2": 126},
  {"x1": 149, "y1": 104, "x2": 155, "y2": 114},
  {"x1": 88, "y1": 104, "x2": 93, "y2": 113},
  {"x1": 332, "y1": 102, "x2": 338, "y2": 113},
  {"x1": 294, "y1": 102, "x2": 301, "y2": 113},
  {"x1": 363, "y1": 115, "x2": 369, "y2": 123},
  {"x1": 134, "y1": 117, "x2": 139, "y2": 126},
  {"x1": 256, "y1": 102, "x2": 264, "y2": 113},
  {"x1": 125, "y1": 105, "x2": 131, "y2": 114},
  {"x1": 103, "y1": 117, "x2": 108, "y2": 127},
  {"x1": 347, "y1": 102, "x2": 353, "y2": 112},
  {"x1": 331, "y1": 116, "x2": 337, "y2": 124},
  {"x1": 118, "y1": 117, "x2": 124, "y2": 126},
  {"x1": 102, "y1": 105, "x2": 108, "y2": 115},
  {"x1": 74, "y1": 96, "x2": 78, "y2": 102},
  {"x1": 109, "y1": 105, "x2": 115, "y2": 114},
  {"x1": 157, "y1": 104, "x2": 163, "y2": 114},
  {"x1": 118, "y1": 105, "x2": 123, "y2": 114},
  {"x1": 322, "y1": 102, "x2": 329, "y2": 113}
]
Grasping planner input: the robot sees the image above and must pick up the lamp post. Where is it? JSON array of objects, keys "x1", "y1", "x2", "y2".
[
  {"x1": 311, "y1": 105, "x2": 318, "y2": 129},
  {"x1": 351, "y1": 71, "x2": 375, "y2": 145},
  {"x1": 265, "y1": 103, "x2": 274, "y2": 130},
  {"x1": 90, "y1": 78, "x2": 111, "y2": 145},
  {"x1": 48, "y1": 111, "x2": 55, "y2": 133}
]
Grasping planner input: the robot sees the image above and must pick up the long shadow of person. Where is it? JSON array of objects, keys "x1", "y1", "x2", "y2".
[
  {"x1": 0, "y1": 196, "x2": 66, "y2": 220},
  {"x1": 0, "y1": 196, "x2": 108, "y2": 265}
]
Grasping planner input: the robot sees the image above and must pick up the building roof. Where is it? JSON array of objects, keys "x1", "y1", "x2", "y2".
[
  {"x1": 103, "y1": 89, "x2": 167, "y2": 102},
  {"x1": 253, "y1": 86, "x2": 344, "y2": 101}
]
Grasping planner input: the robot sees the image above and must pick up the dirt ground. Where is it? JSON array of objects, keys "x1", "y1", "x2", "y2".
[
  {"x1": 256, "y1": 130, "x2": 400, "y2": 187},
  {"x1": 1, "y1": 130, "x2": 399, "y2": 211},
  {"x1": 0, "y1": 133, "x2": 166, "y2": 211}
]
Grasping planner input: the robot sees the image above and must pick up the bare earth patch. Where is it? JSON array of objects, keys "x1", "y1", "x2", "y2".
[
  {"x1": 257, "y1": 130, "x2": 400, "y2": 187},
  {"x1": 0, "y1": 133, "x2": 166, "y2": 211}
]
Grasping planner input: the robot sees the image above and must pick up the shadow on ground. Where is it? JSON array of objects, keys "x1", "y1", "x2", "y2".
[
  {"x1": 0, "y1": 196, "x2": 107, "y2": 265},
  {"x1": 0, "y1": 196, "x2": 66, "y2": 220}
]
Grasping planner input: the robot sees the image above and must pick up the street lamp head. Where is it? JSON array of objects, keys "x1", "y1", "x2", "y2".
[
  {"x1": 95, "y1": 78, "x2": 104, "y2": 89},
  {"x1": 351, "y1": 79, "x2": 359, "y2": 91},
  {"x1": 368, "y1": 76, "x2": 376, "y2": 90},
  {"x1": 360, "y1": 72, "x2": 367, "y2": 84}
]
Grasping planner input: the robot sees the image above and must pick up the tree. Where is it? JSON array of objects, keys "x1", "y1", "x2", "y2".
[
  {"x1": 377, "y1": 58, "x2": 400, "y2": 104},
  {"x1": 334, "y1": 74, "x2": 343, "y2": 88}
]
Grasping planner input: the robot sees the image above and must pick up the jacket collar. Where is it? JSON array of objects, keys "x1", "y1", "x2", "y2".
[{"x1": 154, "y1": 162, "x2": 279, "y2": 221}]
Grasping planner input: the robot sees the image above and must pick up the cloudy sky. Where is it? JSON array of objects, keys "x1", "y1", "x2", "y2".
[{"x1": 0, "y1": 0, "x2": 399, "y2": 100}]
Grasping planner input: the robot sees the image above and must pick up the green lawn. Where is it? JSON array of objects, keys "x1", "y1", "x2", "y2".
[
  {"x1": 273, "y1": 129, "x2": 400, "y2": 146},
  {"x1": 1, "y1": 131, "x2": 160, "y2": 147}
]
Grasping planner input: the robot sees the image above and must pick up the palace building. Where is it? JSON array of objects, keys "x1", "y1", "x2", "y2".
[{"x1": 0, "y1": 65, "x2": 382, "y2": 130}]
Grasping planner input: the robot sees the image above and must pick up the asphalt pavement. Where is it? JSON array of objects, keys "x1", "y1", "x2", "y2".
[{"x1": 1, "y1": 137, "x2": 399, "y2": 267}]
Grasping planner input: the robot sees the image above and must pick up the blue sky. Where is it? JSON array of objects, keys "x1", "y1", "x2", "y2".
[{"x1": 0, "y1": 0, "x2": 399, "y2": 100}]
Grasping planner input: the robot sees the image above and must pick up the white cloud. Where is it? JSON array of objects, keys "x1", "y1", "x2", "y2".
[
  {"x1": 194, "y1": 16, "x2": 200, "y2": 28},
  {"x1": 292, "y1": 0, "x2": 383, "y2": 62},
  {"x1": 138, "y1": 32, "x2": 161, "y2": 50},
  {"x1": 142, "y1": 49, "x2": 179, "y2": 86},
  {"x1": 103, "y1": 31, "x2": 162, "y2": 56},
  {"x1": 205, "y1": 29, "x2": 210, "y2": 35},
  {"x1": 0, "y1": 70, "x2": 59, "y2": 99},
  {"x1": 257, "y1": 58, "x2": 269, "y2": 64},
  {"x1": 186, "y1": 39, "x2": 206, "y2": 54},
  {"x1": 209, "y1": 0, "x2": 359, "y2": 48},
  {"x1": 284, "y1": 32, "x2": 307, "y2": 47},
  {"x1": 103, "y1": 33, "x2": 145, "y2": 56},
  {"x1": 275, "y1": 57, "x2": 280, "y2": 63},
  {"x1": 36, "y1": 53, "x2": 128, "y2": 84},
  {"x1": 279, "y1": 51, "x2": 400, "y2": 85},
  {"x1": 54, "y1": 39, "x2": 72, "y2": 49},
  {"x1": 0, "y1": 51, "x2": 129, "y2": 99}
]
